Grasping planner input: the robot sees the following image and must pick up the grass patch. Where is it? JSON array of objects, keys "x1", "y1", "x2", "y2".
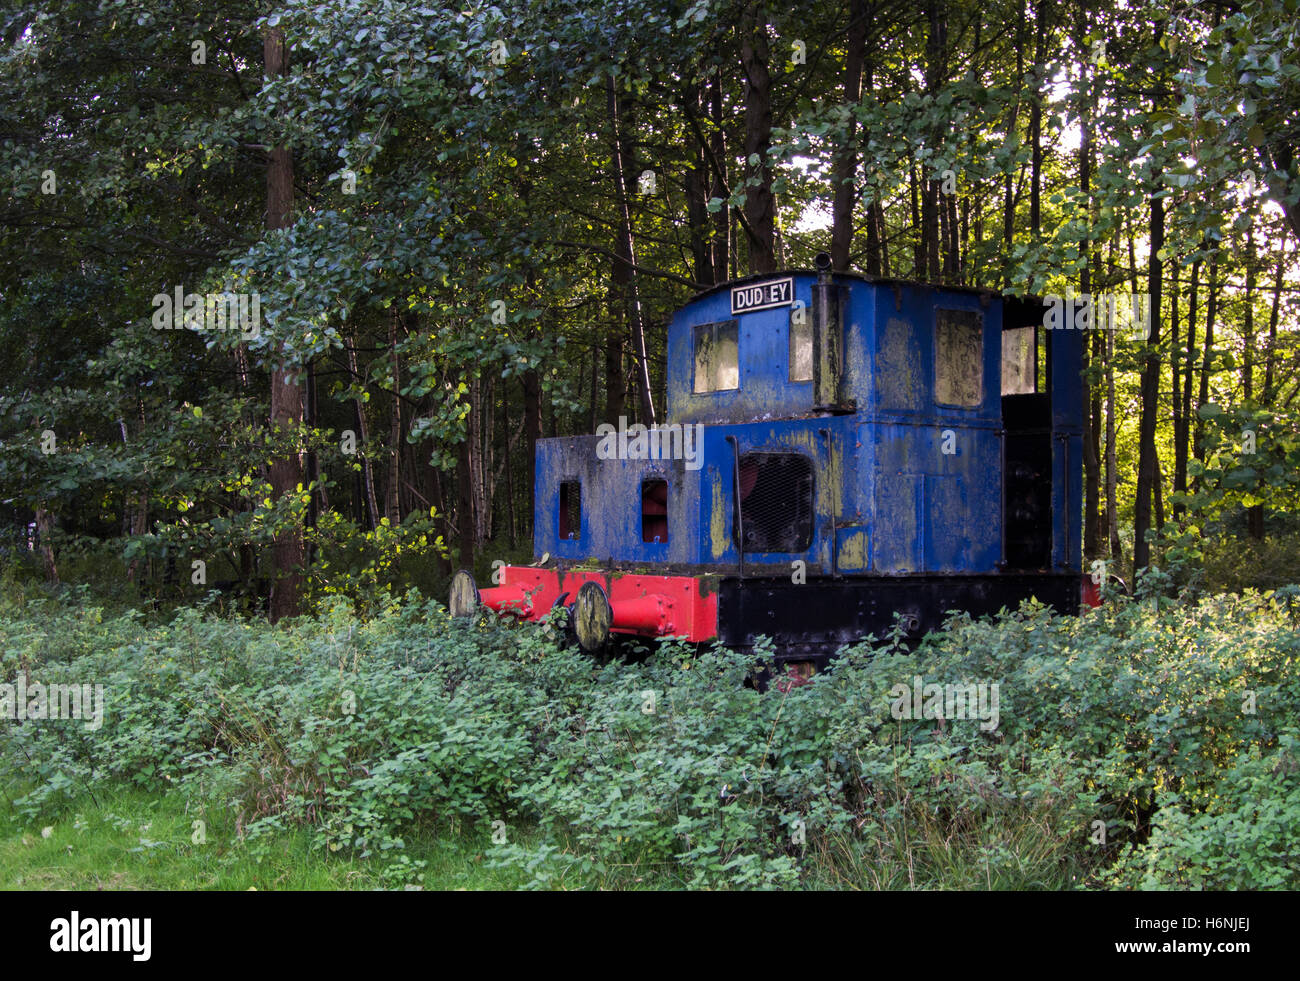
[{"x1": 0, "y1": 786, "x2": 544, "y2": 890}]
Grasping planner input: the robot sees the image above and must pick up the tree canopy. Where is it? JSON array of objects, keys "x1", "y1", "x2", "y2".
[{"x1": 2, "y1": 0, "x2": 1298, "y2": 613}]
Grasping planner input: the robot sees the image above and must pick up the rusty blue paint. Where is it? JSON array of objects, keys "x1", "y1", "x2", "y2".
[{"x1": 533, "y1": 272, "x2": 1083, "y2": 580}]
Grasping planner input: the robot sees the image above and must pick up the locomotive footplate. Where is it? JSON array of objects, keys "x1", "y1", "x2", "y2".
[
  {"x1": 716, "y1": 573, "x2": 1082, "y2": 670},
  {"x1": 456, "y1": 565, "x2": 722, "y2": 648},
  {"x1": 458, "y1": 565, "x2": 1083, "y2": 670}
]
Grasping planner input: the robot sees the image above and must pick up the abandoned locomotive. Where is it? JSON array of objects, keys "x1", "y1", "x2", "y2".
[{"x1": 451, "y1": 253, "x2": 1085, "y2": 672}]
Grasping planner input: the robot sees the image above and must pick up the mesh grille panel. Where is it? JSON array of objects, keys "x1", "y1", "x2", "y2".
[{"x1": 734, "y1": 453, "x2": 814, "y2": 553}]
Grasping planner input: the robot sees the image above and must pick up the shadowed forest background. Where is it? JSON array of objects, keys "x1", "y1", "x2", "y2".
[{"x1": 1, "y1": 0, "x2": 1298, "y2": 615}]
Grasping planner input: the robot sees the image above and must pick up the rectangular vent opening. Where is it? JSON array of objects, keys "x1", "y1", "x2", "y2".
[
  {"x1": 641, "y1": 478, "x2": 669, "y2": 543},
  {"x1": 559, "y1": 481, "x2": 581, "y2": 541}
]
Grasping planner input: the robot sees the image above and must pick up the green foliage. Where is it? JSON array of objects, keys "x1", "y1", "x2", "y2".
[
  {"x1": 2, "y1": 586, "x2": 1297, "y2": 889},
  {"x1": 1103, "y1": 731, "x2": 1300, "y2": 890},
  {"x1": 1197, "y1": 527, "x2": 1300, "y2": 593},
  {"x1": 1177, "y1": 0, "x2": 1300, "y2": 238},
  {"x1": 1180, "y1": 402, "x2": 1300, "y2": 515},
  {"x1": 306, "y1": 508, "x2": 449, "y2": 616}
]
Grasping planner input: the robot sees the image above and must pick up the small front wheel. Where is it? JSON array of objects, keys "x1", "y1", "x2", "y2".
[{"x1": 449, "y1": 569, "x2": 480, "y2": 618}]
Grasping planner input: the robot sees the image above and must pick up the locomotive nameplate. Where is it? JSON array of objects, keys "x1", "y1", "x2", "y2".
[{"x1": 730, "y1": 277, "x2": 793, "y2": 315}]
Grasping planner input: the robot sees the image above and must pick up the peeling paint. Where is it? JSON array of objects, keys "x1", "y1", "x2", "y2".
[
  {"x1": 877, "y1": 316, "x2": 921, "y2": 411},
  {"x1": 822, "y1": 439, "x2": 842, "y2": 517},
  {"x1": 837, "y1": 528, "x2": 870, "y2": 571},
  {"x1": 710, "y1": 471, "x2": 728, "y2": 560}
]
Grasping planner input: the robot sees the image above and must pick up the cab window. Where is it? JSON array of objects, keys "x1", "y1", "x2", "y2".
[
  {"x1": 789, "y1": 308, "x2": 812, "y2": 382},
  {"x1": 693, "y1": 320, "x2": 739, "y2": 393}
]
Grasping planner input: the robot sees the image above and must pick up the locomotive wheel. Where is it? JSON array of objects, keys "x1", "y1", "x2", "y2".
[
  {"x1": 448, "y1": 570, "x2": 480, "y2": 618},
  {"x1": 572, "y1": 581, "x2": 613, "y2": 653}
]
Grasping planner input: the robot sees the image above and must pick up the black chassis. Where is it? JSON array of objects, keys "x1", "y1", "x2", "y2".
[{"x1": 715, "y1": 572, "x2": 1081, "y2": 671}]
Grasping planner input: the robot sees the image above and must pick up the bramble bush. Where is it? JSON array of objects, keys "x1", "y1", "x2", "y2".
[{"x1": 1, "y1": 581, "x2": 1297, "y2": 889}]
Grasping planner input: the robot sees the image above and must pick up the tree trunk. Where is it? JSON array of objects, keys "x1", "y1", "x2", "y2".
[
  {"x1": 1194, "y1": 259, "x2": 1219, "y2": 470},
  {"x1": 34, "y1": 506, "x2": 58, "y2": 584},
  {"x1": 264, "y1": 26, "x2": 304, "y2": 622},
  {"x1": 429, "y1": 468, "x2": 452, "y2": 575},
  {"x1": 456, "y1": 377, "x2": 481, "y2": 567},
  {"x1": 125, "y1": 491, "x2": 148, "y2": 582},
  {"x1": 306, "y1": 361, "x2": 320, "y2": 564},
  {"x1": 1080, "y1": 252, "x2": 1098, "y2": 562},
  {"x1": 864, "y1": 196, "x2": 881, "y2": 275},
  {"x1": 1263, "y1": 249, "x2": 1284, "y2": 402},
  {"x1": 946, "y1": 192, "x2": 960, "y2": 282},
  {"x1": 1174, "y1": 258, "x2": 1199, "y2": 515},
  {"x1": 478, "y1": 372, "x2": 494, "y2": 543},
  {"x1": 959, "y1": 195, "x2": 969, "y2": 285},
  {"x1": 1243, "y1": 224, "x2": 1256, "y2": 401},
  {"x1": 387, "y1": 308, "x2": 402, "y2": 525},
  {"x1": 503, "y1": 373, "x2": 517, "y2": 549},
  {"x1": 1002, "y1": 0, "x2": 1027, "y2": 285},
  {"x1": 709, "y1": 71, "x2": 729, "y2": 284},
  {"x1": 1105, "y1": 324, "x2": 1122, "y2": 564},
  {"x1": 1133, "y1": 184, "x2": 1163, "y2": 571},
  {"x1": 924, "y1": 0, "x2": 946, "y2": 282},
  {"x1": 456, "y1": 418, "x2": 475, "y2": 569},
  {"x1": 909, "y1": 156, "x2": 923, "y2": 275},
  {"x1": 1168, "y1": 265, "x2": 1181, "y2": 511},
  {"x1": 684, "y1": 82, "x2": 714, "y2": 286},
  {"x1": 831, "y1": 0, "x2": 869, "y2": 271},
  {"x1": 603, "y1": 96, "x2": 629, "y2": 433},
  {"x1": 346, "y1": 338, "x2": 379, "y2": 530},
  {"x1": 876, "y1": 201, "x2": 890, "y2": 277},
  {"x1": 740, "y1": 4, "x2": 776, "y2": 273},
  {"x1": 604, "y1": 323, "x2": 625, "y2": 427},
  {"x1": 523, "y1": 366, "x2": 542, "y2": 528},
  {"x1": 923, "y1": 179, "x2": 940, "y2": 280},
  {"x1": 607, "y1": 78, "x2": 655, "y2": 424},
  {"x1": 1154, "y1": 451, "x2": 1165, "y2": 530},
  {"x1": 120, "y1": 415, "x2": 150, "y2": 582},
  {"x1": 1029, "y1": 0, "x2": 1047, "y2": 236},
  {"x1": 1243, "y1": 228, "x2": 1264, "y2": 538},
  {"x1": 1078, "y1": 11, "x2": 1100, "y2": 559}
]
